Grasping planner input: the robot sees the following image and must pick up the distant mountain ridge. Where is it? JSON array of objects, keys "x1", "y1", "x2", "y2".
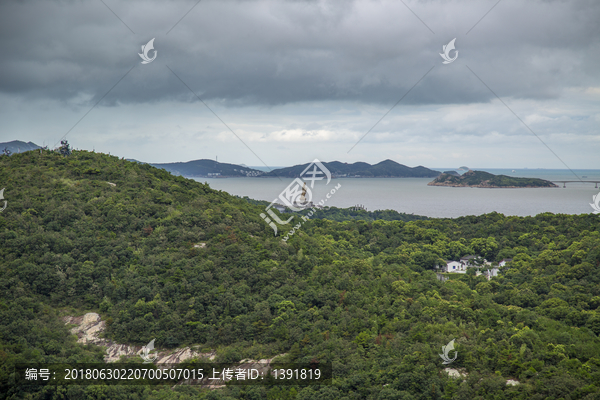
[
  {"x1": 151, "y1": 159, "x2": 263, "y2": 177},
  {"x1": 264, "y1": 159, "x2": 441, "y2": 178},
  {"x1": 148, "y1": 158, "x2": 440, "y2": 178},
  {"x1": 0, "y1": 141, "x2": 439, "y2": 178},
  {"x1": 0, "y1": 140, "x2": 41, "y2": 154}
]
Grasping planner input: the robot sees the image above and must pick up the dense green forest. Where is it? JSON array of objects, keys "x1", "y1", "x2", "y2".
[
  {"x1": 428, "y1": 170, "x2": 558, "y2": 188},
  {"x1": 241, "y1": 197, "x2": 428, "y2": 223},
  {"x1": 1, "y1": 151, "x2": 599, "y2": 399}
]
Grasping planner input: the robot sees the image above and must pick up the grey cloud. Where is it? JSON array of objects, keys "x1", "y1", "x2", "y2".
[{"x1": 0, "y1": 0, "x2": 599, "y2": 107}]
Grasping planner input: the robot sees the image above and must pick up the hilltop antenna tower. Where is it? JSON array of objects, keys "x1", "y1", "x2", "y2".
[{"x1": 59, "y1": 140, "x2": 71, "y2": 157}]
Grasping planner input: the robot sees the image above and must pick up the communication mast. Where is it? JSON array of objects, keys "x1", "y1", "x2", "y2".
[{"x1": 59, "y1": 140, "x2": 71, "y2": 157}]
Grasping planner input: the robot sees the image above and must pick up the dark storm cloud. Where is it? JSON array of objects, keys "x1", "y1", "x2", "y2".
[{"x1": 1, "y1": 0, "x2": 599, "y2": 107}]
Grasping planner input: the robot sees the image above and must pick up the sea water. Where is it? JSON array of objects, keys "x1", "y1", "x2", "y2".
[{"x1": 193, "y1": 169, "x2": 600, "y2": 218}]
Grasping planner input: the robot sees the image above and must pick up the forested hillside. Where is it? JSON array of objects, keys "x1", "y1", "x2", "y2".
[
  {"x1": 241, "y1": 197, "x2": 428, "y2": 223},
  {"x1": 1, "y1": 151, "x2": 599, "y2": 399}
]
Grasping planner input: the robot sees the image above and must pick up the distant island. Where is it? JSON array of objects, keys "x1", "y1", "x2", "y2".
[
  {"x1": 428, "y1": 170, "x2": 558, "y2": 188},
  {"x1": 262, "y1": 159, "x2": 441, "y2": 178},
  {"x1": 152, "y1": 159, "x2": 441, "y2": 178},
  {"x1": 151, "y1": 159, "x2": 263, "y2": 177}
]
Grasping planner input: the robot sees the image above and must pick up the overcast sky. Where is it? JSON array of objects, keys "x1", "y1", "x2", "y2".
[{"x1": 0, "y1": 0, "x2": 598, "y2": 169}]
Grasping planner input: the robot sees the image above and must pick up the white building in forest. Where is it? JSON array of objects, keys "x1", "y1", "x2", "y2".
[
  {"x1": 499, "y1": 258, "x2": 513, "y2": 267},
  {"x1": 438, "y1": 255, "x2": 490, "y2": 274},
  {"x1": 440, "y1": 260, "x2": 467, "y2": 273}
]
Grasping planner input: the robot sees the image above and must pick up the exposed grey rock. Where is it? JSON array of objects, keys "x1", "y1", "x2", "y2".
[
  {"x1": 444, "y1": 367, "x2": 468, "y2": 378},
  {"x1": 178, "y1": 353, "x2": 287, "y2": 388},
  {"x1": 64, "y1": 313, "x2": 215, "y2": 363}
]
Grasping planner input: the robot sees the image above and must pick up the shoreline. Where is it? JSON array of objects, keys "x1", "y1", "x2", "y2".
[{"x1": 427, "y1": 183, "x2": 559, "y2": 189}]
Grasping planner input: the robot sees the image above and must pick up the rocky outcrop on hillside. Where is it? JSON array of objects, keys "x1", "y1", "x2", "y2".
[
  {"x1": 178, "y1": 353, "x2": 288, "y2": 389},
  {"x1": 65, "y1": 312, "x2": 287, "y2": 389},
  {"x1": 64, "y1": 312, "x2": 215, "y2": 363}
]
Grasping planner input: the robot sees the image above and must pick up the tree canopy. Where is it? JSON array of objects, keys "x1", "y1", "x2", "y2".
[{"x1": 1, "y1": 151, "x2": 599, "y2": 399}]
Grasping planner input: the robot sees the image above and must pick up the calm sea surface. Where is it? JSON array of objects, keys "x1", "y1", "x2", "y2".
[{"x1": 193, "y1": 169, "x2": 600, "y2": 218}]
